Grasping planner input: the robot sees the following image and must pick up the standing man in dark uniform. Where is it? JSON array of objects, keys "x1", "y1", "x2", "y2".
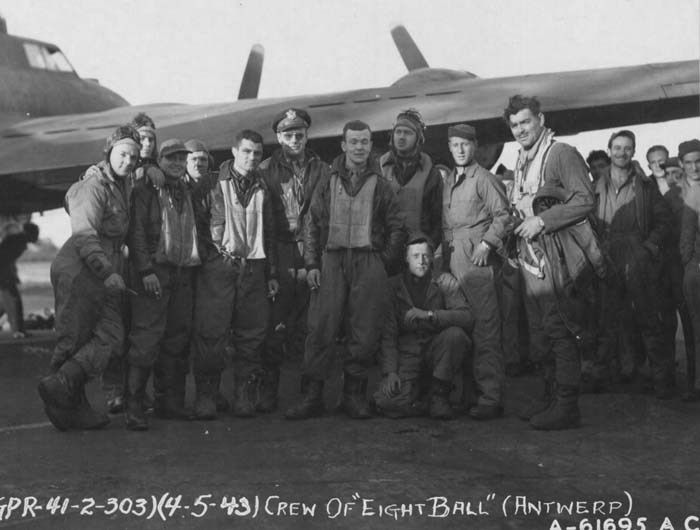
[
  {"x1": 379, "y1": 109, "x2": 443, "y2": 251},
  {"x1": 258, "y1": 109, "x2": 329, "y2": 413},
  {"x1": 592, "y1": 130, "x2": 673, "y2": 398},
  {"x1": 442, "y1": 123, "x2": 513, "y2": 420},
  {"x1": 182, "y1": 139, "x2": 230, "y2": 419},
  {"x1": 124, "y1": 139, "x2": 201, "y2": 430},
  {"x1": 191, "y1": 130, "x2": 279, "y2": 419},
  {"x1": 285, "y1": 120, "x2": 405, "y2": 420}
]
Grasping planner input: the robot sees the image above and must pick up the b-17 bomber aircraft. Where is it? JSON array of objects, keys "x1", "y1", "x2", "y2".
[{"x1": 0, "y1": 18, "x2": 697, "y2": 215}]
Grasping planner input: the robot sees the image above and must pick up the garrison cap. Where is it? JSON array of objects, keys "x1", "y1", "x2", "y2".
[
  {"x1": 159, "y1": 139, "x2": 190, "y2": 158},
  {"x1": 447, "y1": 123, "x2": 477, "y2": 141},
  {"x1": 184, "y1": 139, "x2": 209, "y2": 154},
  {"x1": 273, "y1": 108, "x2": 311, "y2": 132},
  {"x1": 678, "y1": 139, "x2": 700, "y2": 160}
]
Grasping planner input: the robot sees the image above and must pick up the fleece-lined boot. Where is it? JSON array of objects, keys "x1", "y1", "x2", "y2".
[
  {"x1": 339, "y1": 374, "x2": 372, "y2": 419},
  {"x1": 285, "y1": 377, "x2": 324, "y2": 420},
  {"x1": 529, "y1": 385, "x2": 581, "y2": 430}
]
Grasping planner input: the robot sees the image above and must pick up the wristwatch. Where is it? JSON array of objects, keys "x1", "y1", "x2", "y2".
[{"x1": 427, "y1": 310, "x2": 435, "y2": 323}]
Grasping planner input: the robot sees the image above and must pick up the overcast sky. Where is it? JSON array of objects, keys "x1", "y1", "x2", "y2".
[{"x1": 0, "y1": 0, "x2": 698, "y2": 244}]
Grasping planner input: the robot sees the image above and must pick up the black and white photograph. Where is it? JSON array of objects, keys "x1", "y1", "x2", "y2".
[{"x1": 0, "y1": 0, "x2": 698, "y2": 528}]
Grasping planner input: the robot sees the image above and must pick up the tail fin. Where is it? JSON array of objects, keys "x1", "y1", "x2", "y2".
[
  {"x1": 390, "y1": 25, "x2": 429, "y2": 71},
  {"x1": 238, "y1": 44, "x2": 265, "y2": 100}
]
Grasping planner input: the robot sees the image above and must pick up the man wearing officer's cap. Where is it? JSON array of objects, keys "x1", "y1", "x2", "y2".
[
  {"x1": 442, "y1": 123, "x2": 513, "y2": 421},
  {"x1": 256, "y1": 108, "x2": 330, "y2": 413},
  {"x1": 123, "y1": 139, "x2": 202, "y2": 430},
  {"x1": 373, "y1": 231, "x2": 473, "y2": 420},
  {"x1": 379, "y1": 109, "x2": 443, "y2": 255}
]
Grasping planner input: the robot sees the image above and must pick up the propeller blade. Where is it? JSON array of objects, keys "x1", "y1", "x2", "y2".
[
  {"x1": 390, "y1": 25, "x2": 429, "y2": 71},
  {"x1": 237, "y1": 44, "x2": 264, "y2": 100}
]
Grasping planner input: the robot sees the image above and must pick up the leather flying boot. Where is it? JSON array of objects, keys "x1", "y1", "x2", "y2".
[
  {"x1": 285, "y1": 377, "x2": 324, "y2": 420},
  {"x1": 530, "y1": 384, "x2": 581, "y2": 430},
  {"x1": 232, "y1": 373, "x2": 258, "y2": 418},
  {"x1": 468, "y1": 403, "x2": 504, "y2": 420},
  {"x1": 153, "y1": 358, "x2": 190, "y2": 420},
  {"x1": 38, "y1": 359, "x2": 85, "y2": 410},
  {"x1": 339, "y1": 374, "x2": 372, "y2": 419},
  {"x1": 215, "y1": 391, "x2": 230, "y2": 413},
  {"x1": 518, "y1": 363, "x2": 555, "y2": 421},
  {"x1": 73, "y1": 389, "x2": 110, "y2": 430},
  {"x1": 193, "y1": 374, "x2": 219, "y2": 421},
  {"x1": 429, "y1": 377, "x2": 454, "y2": 420},
  {"x1": 256, "y1": 366, "x2": 280, "y2": 413},
  {"x1": 124, "y1": 364, "x2": 150, "y2": 431}
]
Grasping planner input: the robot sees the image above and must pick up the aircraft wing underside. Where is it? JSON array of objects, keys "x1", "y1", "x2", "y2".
[{"x1": 0, "y1": 60, "x2": 697, "y2": 214}]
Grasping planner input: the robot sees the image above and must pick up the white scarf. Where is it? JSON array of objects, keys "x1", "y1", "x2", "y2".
[{"x1": 512, "y1": 128, "x2": 556, "y2": 218}]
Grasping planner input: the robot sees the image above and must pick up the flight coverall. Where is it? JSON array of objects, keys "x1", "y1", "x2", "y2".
[
  {"x1": 374, "y1": 271, "x2": 473, "y2": 417},
  {"x1": 126, "y1": 178, "x2": 200, "y2": 403},
  {"x1": 50, "y1": 162, "x2": 131, "y2": 377},
  {"x1": 302, "y1": 155, "x2": 405, "y2": 381},
  {"x1": 660, "y1": 182, "x2": 694, "y2": 372},
  {"x1": 259, "y1": 149, "x2": 329, "y2": 364},
  {"x1": 593, "y1": 166, "x2": 673, "y2": 391},
  {"x1": 379, "y1": 150, "x2": 443, "y2": 251},
  {"x1": 191, "y1": 161, "x2": 277, "y2": 382},
  {"x1": 679, "y1": 183, "x2": 700, "y2": 389},
  {"x1": 442, "y1": 162, "x2": 512, "y2": 407},
  {"x1": 511, "y1": 140, "x2": 595, "y2": 389}
]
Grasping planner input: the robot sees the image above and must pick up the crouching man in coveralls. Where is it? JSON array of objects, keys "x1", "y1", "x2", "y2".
[{"x1": 373, "y1": 232, "x2": 473, "y2": 420}]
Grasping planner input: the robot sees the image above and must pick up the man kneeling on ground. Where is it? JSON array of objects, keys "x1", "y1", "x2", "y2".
[{"x1": 373, "y1": 232, "x2": 474, "y2": 419}]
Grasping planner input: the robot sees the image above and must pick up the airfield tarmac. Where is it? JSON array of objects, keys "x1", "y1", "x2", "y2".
[{"x1": 0, "y1": 331, "x2": 698, "y2": 530}]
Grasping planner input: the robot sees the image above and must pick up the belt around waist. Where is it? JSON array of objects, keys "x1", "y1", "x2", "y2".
[{"x1": 443, "y1": 226, "x2": 483, "y2": 242}]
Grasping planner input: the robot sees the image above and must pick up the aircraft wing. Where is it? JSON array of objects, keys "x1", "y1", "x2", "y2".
[{"x1": 0, "y1": 59, "x2": 697, "y2": 214}]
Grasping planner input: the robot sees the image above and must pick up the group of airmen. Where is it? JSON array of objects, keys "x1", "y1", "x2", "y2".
[{"x1": 35, "y1": 93, "x2": 700, "y2": 434}]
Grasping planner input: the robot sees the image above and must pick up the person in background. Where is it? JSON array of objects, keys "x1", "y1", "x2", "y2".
[
  {"x1": 679, "y1": 139, "x2": 700, "y2": 398},
  {"x1": 592, "y1": 130, "x2": 673, "y2": 399},
  {"x1": 0, "y1": 222, "x2": 39, "y2": 338},
  {"x1": 654, "y1": 153, "x2": 695, "y2": 396},
  {"x1": 183, "y1": 139, "x2": 230, "y2": 419},
  {"x1": 646, "y1": 145, "x2": 671, "y2": 194},
  {"x1": 586, "y1": 150, "x2": 610, "y2": 183},
  {"x1": 37, "y1": 126, "x2": 140, "y2": 431}
]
